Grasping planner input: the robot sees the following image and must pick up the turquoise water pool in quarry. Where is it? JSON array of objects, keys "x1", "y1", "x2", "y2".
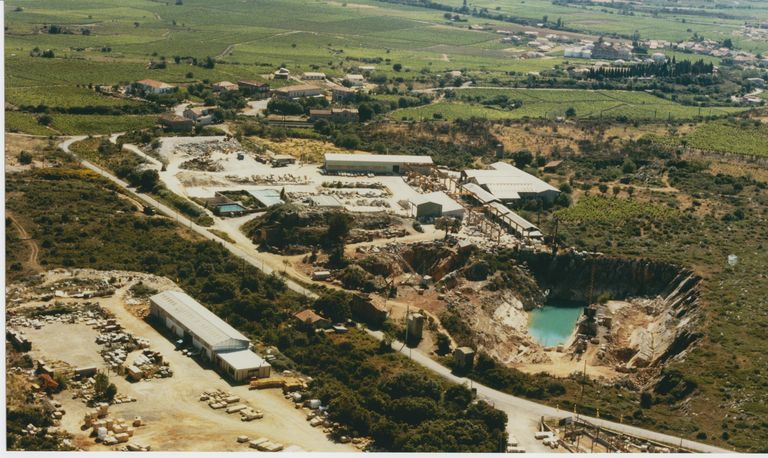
[{"x1": 527, "y1": 303, "x2": 585, "y2": 347}]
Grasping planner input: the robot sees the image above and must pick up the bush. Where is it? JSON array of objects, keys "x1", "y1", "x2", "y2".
[{"x1": 18, "y1": 151, "x2": 33, "y2": 165}]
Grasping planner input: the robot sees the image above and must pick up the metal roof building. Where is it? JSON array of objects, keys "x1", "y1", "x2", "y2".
[
  {"x1": 247, "y1": 189, "x2": 284, "y2": 208},
  {"x1": 309, "y1": 195, "x2": 343, "y2": 208},
  {"x1": 149, "y1": 291, "x2": 271, "y2": 382},
  {"x1": 462, "y1": 183, "x2": 498, "y2": 205},
  {"x1": 324, "y1": 153, "x2": 434, "y2": 175},
  {"x1": 411, "y1": 191, "x2": 465, "y2": 219},
  {"x1": 486, "y1": 202, "x2": 543, "y2": 239},
  {"x1": 461, "y1": 162, "x2": 559, "y2": 203}
]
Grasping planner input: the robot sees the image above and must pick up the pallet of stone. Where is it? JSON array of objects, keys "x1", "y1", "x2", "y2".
[
  {"x1": 226, "y1": 404, "x2": 247, "y2": 414},
  {"x1": 240, "y1": 409, "x2": 263, "y2": 421},
  {"x1": 209, "y1": 402, "x2": 226, "y2": 409},
  {"x1": 249, "y1": 437, "x2": 269, "y2": 448},
  {"x1": 236, "y1": 435, "x2": 249, "y2": 443}
]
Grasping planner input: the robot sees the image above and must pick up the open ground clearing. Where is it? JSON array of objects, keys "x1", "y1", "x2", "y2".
[{"x1": 10, "y1": 270, "x2": 355, "y2": 453}]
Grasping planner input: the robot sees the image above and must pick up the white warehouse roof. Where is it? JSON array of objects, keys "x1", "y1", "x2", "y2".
[
  {"x1": 463, "y1": 162, "x2": 558, "y2": 196},
  {"x1": 150, "y1": 291, "x2": 250, "y2": 349},
  {"x1": 217, "y1": 349, "x2": 270, "y2": 371},
  {"x1": 462, "y1": 183, "x2": 498, "y2": 204},
  {"x1": 325, "y1": 153, "x2": 433, "y2": 165}
]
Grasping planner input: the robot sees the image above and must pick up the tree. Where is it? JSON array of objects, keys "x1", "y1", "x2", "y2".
[
  {"x1": 137, "y1": 170, "x2": 160, "y2": 192},
  {"x1": 640, "y1": 391, "x2": 653, "y2": 409},
  {"x1": 444, "y1": 384, "x2": 472, "y2": 410},
  {"x1": 358, "y1": 103, "x2": 374, "y2": 122},
  {"x1": 627, "y1": 186, "x2": 635, "y2": 198},
  {"x1": 314, "y1": 290, "x2": 351, "y2": 323},
  {"x1": 435, "y1": 217, "x2": 458, "y2": 240},
  {"x1": 94, "y1": 372, "x2": 117, "y2": 402},
  {"x1": 512, "y1": 150, "x2": 533, "y2": 168},
  {"x1": 37, "y1": 114, "x2": 53, "y2": 126},
  {"x1": 393, "y1": 63, "x2": 402, "y2": 72},
  {"x1": 313, "y1": 118, "x2": 332, "y2": 135},
  {"x1": 722, "y1": 38, "x2": 733, "y2": 49},
  {"x1": 612, "y1": 185, "x2": 621, "y2": 196},
  {"x1": 598, "y1": 183, "x2": 609, "y2": 194},
  {"x1": 558, "y1": 182, "x2": 572, "y2": 194},
  {"x1": 622, "y1": 158, "x2": 637, "y2": 174},
  {"x1": 18, "y1": 151, "x2": 33, "y2": 165},
  {"x1": 565, "y1": 107, "x2": 576, "y2": 117},
  {"x1": 436, "y1": 332, "x2": 451, "y2": 355}
]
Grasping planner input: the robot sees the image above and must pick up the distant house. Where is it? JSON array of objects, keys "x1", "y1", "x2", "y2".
[
  {"x1": 237, "y1": 80, "x2": 270, "y2": 96},
  {"x1": 344, "y1": 74, "x2": 365, "y2": 87},
  {"x1": 591, "y1": 41, "x2": 632, "y2": 60},
  {"x1": 213, "y1": 81, "x2": 239, "y2": 92},
  {"x1": 308, "y1": 109, "x2": 332, "y2": 122},
  {"x1": 294, "y1": 309, "x2": 331, "y2": 329},
  {"x1": 183, "y1": 106, "x2": 216, "y2": 126},
  {"x1": 133, "y1": 79, "x2": 176, "y2": 95},
  {"x1": 302, "y1": 72, "x2": 326, "y2": 81},
  {"x1": 332, "y1": 86, "x2": 357, "y2": 102},
  {"x1": 747, "y1": 77, "x2": 766, "y2": 88},
  {"x1": 274, "y1": 67, "x2": 290, "y2": 80},
  {"x1": 272, "y1": 84, "x2": 324, "y2": 98},
  {"x1": 247, "y1": 189, "x2": 284, "y2": 208},
  {"x1": 159, "y1": 114, "x2": 194, "y2": 132},
  {"x1": 543, "y1": 160, "x2": 563, "y2": 172},
  {"x1": 453, "y1": 347, "x2": 475, "y2": 370},
  {"x1": 309, "y1": 108, "x2": 359, "y2": 123}
]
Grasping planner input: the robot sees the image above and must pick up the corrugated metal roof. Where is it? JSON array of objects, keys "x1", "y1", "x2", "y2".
[
  {"x1": 325, "y1": 153, "x2": 433, "y2": 165},
  {"x1": 247, "y1": 189, "x2": 284, "y2": 208},
  {"x1": 411, "y1": 191, "x2": 464, "y2": 214},
  {"x1": 463, "y1": 162, "x2": 559, "y2": 196},
  {"x1": 150, "y1": 291, "x2": 249, "y2": 349},
  {"x1": 462, "y1": 183, "x2": 498, "y2": 204},
  {"x1": 217, "y1": 349, "x2": 270, "y2": 370}
]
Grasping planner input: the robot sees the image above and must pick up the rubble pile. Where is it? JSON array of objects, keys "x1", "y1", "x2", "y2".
[{"x1": 226, "y1": 173, "x2": 309, "y2": 185}]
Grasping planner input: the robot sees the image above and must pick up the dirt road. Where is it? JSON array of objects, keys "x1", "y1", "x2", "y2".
[{"x1": 6, "y1": 211, "x2": 41, "y2": 272}]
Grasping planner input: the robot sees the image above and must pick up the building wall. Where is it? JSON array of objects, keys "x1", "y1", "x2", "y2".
[
  {"x1": 325, "y1": 161, "x2": 399, "y2": 174},
  {"x1": 415, "y1": 202, "x2": 442, "y2": 218}
]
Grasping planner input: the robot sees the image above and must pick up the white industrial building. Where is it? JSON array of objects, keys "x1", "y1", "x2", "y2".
[
  {"x1": 410, "y1": 191, "x2": 465, "y2": 219},
  {"x1": 324, "y1": 153, "x2": 433, "y2": 174},
  {"x1": 150, "y1": 291, "x2": 271, "y2": 382},
  {"x1": 460, "y1": 162, "x2": 559, "y2": 203}
]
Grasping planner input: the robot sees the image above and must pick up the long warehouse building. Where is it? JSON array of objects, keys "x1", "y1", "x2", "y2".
[
  {"x1": 150, "y1": 291, "x2": 271, "y2": 382},
  {"x1": 461, "y1": 161, "x2": 559, "y2": 203},
  {"x1": 324, "y1": 153, "x2": 433, "y2": 174}
]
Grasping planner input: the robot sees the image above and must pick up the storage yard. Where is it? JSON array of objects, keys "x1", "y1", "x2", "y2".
[{"x1": 5, "y1": 269, "x2": 355, "y2": 452}]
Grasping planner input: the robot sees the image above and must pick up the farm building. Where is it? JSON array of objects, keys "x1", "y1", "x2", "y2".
[
  {"x1": 453, "y1": 347, "x2": 475, "y2": 370},
  {"x1": 460, "y1": 162, "x2": 559, "y2": 203},
  {"x1": 237, "y1": 80, "x2": 270, "y2": 96},
  {"x1": 149, "y1": 291, "x2": 270, "y2": 382},
  {"x1": 332, "y1": 86, "x2": 357, "y2": 102},
  {"x1": 213, "y1": 81, "x2": 239, "y2": 92},
  {"x1": 158, "y1": 114, "x2": 194, "y2": 132},
  {"x1": 302, "y1": 72, "x2": 326, "y2": 81},
  {"x1": 133, "y1": 79, "x2": 176, "y2": 94},
  {"x1": 309, "y1": 108, "x2": 359, "y2": 123},
  {"x1": 410, "y1": 191, "x2": 465, "y2": 219},
  {"x1": 344, "y1": 74, "x2": 365, "y2": 87},
  {"x1": 272, "y1": 84, "x2": 324, "y2": 98},
  {"x1": 294, "y1": 310, "x2": 331, "y2": 330},
  {"x1": 183, "y1": 106, "x2": 216, "y2": 126},
  {"x1": 324, "y1": 153, "x2": 434, "y2": 174},
  {"x1": 274, "y1": 67, "x2": 291, "y2": 79},
  {"x1": 247, "y1": 189, "x2": 284, "y2": 208}
]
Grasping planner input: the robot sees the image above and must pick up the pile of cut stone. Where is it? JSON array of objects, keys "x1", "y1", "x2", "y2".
[
  {"x1": 199, "y1": 389, "x2": 263, "y2": 421},
  {"x1": 83, "y1": 403, "x2": 144, "y2": 446}
]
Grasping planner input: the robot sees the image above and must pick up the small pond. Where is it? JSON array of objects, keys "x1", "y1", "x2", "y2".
[{"x1": 527, "y1": 302, "x2": 585, "y2": 347}]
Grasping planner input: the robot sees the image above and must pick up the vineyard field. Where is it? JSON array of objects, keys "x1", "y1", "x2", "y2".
[{"x1": 555, "y1": 195, "x2": 680, "y2": 224}]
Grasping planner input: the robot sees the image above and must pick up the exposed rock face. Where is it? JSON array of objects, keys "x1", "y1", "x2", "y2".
[
  {"x1": 514, "y1": 251, "x2": 689, "y2": 303},
  {"x1": 513, "y1": 251, "x2": 704, "y2": 368}
]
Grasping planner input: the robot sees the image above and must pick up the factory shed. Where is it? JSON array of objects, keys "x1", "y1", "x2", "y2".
[
  {"x1": 411, "y1": 191, "x2": 465, "y2": 219},
  {"x1": 150, "y1": 291, "x2": 250, "y2": 359},
  {"x1": 248, "y1": 189, "x2": 284, "y2": 208},
  {"x1": 324, "y1": 153, "x2": 433, "y2": 175},
  {"x1": 461, "y1": 161, "x2": 559, "y2": 203},
  {"x1": 216, "y1": 350, "x2": 271, "y2": 381},
  {"x1": 486, "y1": 202, "x2": 542, "y2": 239},
  {"x1": 462, "y1": 183, "x2": 498, "y2": 205}
]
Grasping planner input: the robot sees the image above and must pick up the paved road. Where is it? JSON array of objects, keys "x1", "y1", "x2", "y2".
[
  {"x1": 366, "y1": 330, "x2": 729, "y2": 453},
  {"x1": 59, "y1": 135, "x2": 728, "y2": 454}
]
